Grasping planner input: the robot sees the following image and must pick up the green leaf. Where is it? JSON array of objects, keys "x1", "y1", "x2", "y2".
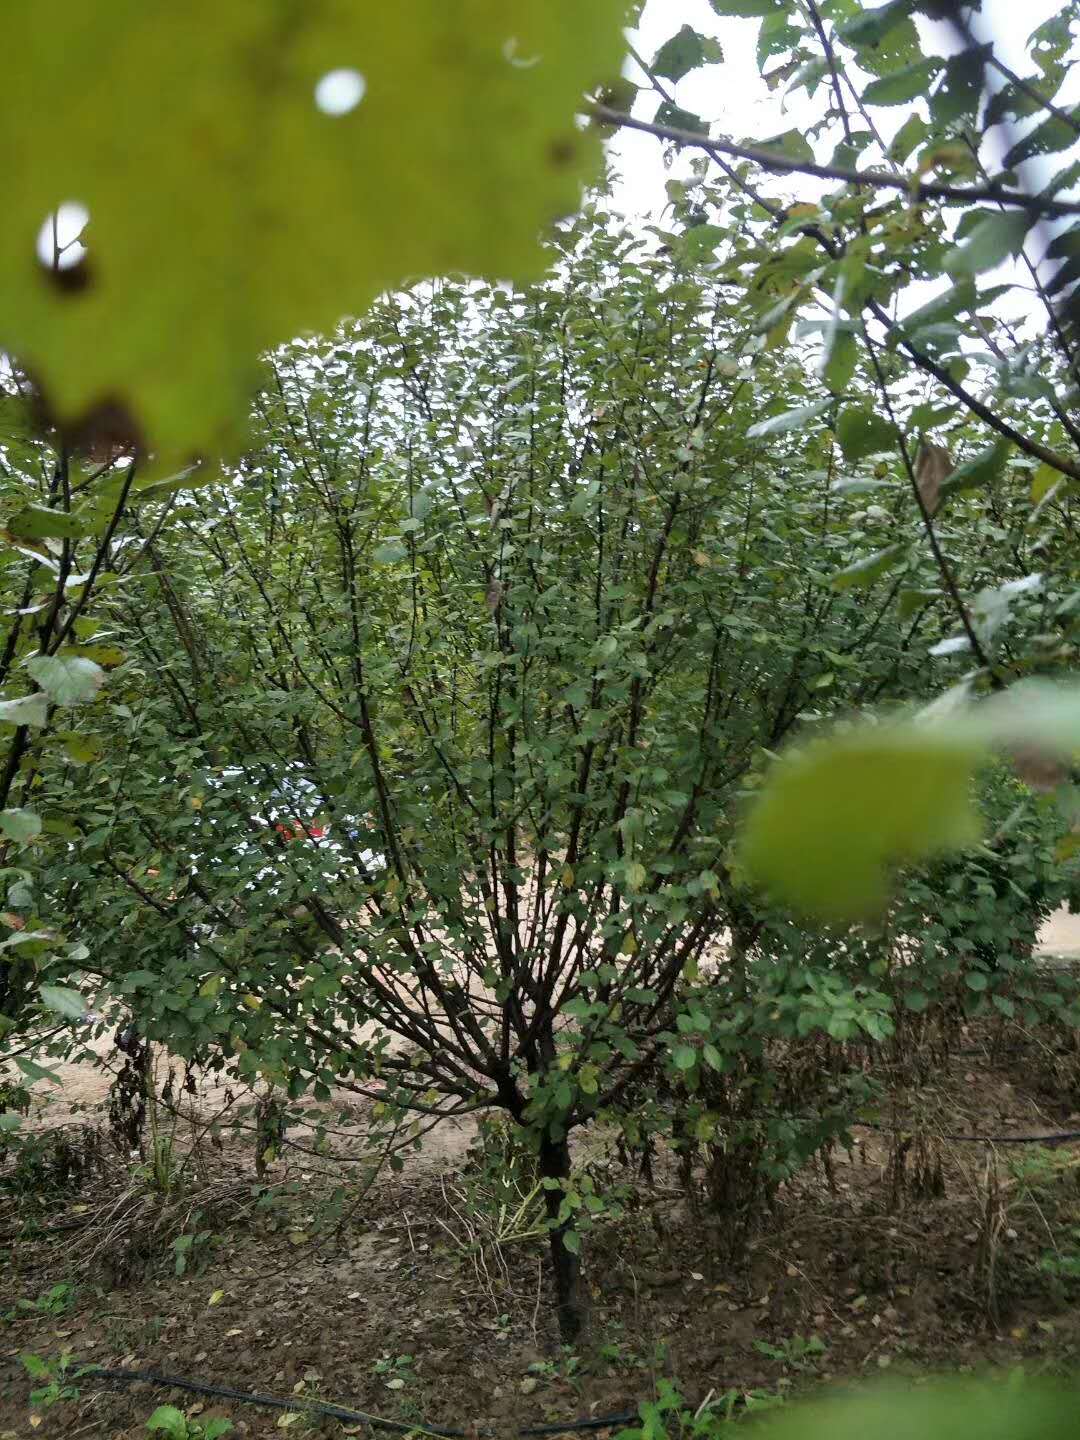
[
  {"x1": 738, "y1": 725, "x2": 983, "y2": 922},
  {"x1": 59, "y1": 732, "x2": 104, "y2": 765},
  {"x1": 830, "y1": 544, "x2": 907, "y2": 591},
  {"x1": 652, "y1": 26, "x2": 722, "y2": 83},
  {"x1": 889, "y1": 111, "x2": 929, "y2": 164},
  {"x1": 562, "y1": 1229, "x2": 581, "y2": 1255},
  {"x1": 14, "y1": 1056, "x2": 61, "y2": 1085},
  {"x1": 739, "y1": 680, "x2": 1080, "y2": 928},
  {"x1": 937, "y1": 439, "x2": 1011, "y2": 503},
  {"x1": 821, "y1": 329, "x2": 858, "y2": 393},
  {"x1": 0, "y1": 393, "x2": 41, "y2": 445},
  {"x1": 747, "y1": 399, "x2": 832, "y2": 439},
  {"x1": 863, "y1": 57, "x2": 941, "y2": 106},
  {"x1": 593, "y1": 76, "x2": 637, "y2": 121},
  {"x1": 0, "y1": 693, "x2": 48, "y2": 728},
  {"x1": 755, "y1": 1379, "x2": 1078, "y2": 1440},
  {"x1": 133, "y1": 463, "x2": 217, "y2": 502},
  {"x1": 931, "y1": 45, "x2": 990, "y2": 126},
  {"x1": 654, "y1": 100, "x2": 703, "y2": 133},
  {"x1": 146, "y1": 1406, "x2": 188, "y2": 1438},
  {"x1": 837, "y1": 2, "x2": 920, "y2": 75},
  {"x1": 7, "y1": 504, "x2": 88, "y2": 542},
  {"x1": 1047, "y1": 251, "x2": 1080, "y2": 299},
  {"x1": 757, "y1": 12, "x2": 801, "y2": 67},
  {"x1": 0, "y1": 929, "x2": 55, "y2": 953},
  {"x1": 1031, "y1": 462, "x2": 1065, "y2": 505},
  {"x1": 25, "y1": 654, "x2": 105, "y2": 705},
  {"x1": 680, "y1": 224, "x2": 727, "y2": 263},
  {"x1": 944, "y1": 212, "x2": 1032, "y2": 277},
  {"x1": 790, "y1": 56, "x2": 829, "y2": 95},
  {"x1": 896, "y1": 279, "x2": 976, "y2": 337},
  {"x1": 899, "y1": 587, "x2": 941, "y2": 618},
  {"x1": 708, "y1": 0, "x2": 776, "y2": 14},
  {"x1": 838, "y1": 0, "x2": 913, "y2": 48},
  {"x1": 673, "y1": 1044, "x2": 698, "y2": 1071},
  {"x1": 0, "y1": 2, "x2": 627, "y2": 466},
  {"x1": 39, "y1": 984, "x2": 88, "y2": 1020},
  {"x1": 372, "y1": 540, "x2": 408, "y2": 565},
  {"x1": 986, "y1": 76, "x2": 1052, "y2": 128},
  {"x1": 569, "y1": 481, "x2": 600, "y2": 516},
  {"x1": 0, "y1": 808, "x2": 42, "y2": 843},
  {"x1": 836, "y1": 406, "x2": 896, "y2": 462},
  {"x1": 1005, "y1": 109, "x2": 1080, "y2": 169},
  {"x1": 9, "y1": 878, "x2": 33, "y2": 909},
  {"x1": 758, "y1": 129, "x2": 815, "y2": 167}
]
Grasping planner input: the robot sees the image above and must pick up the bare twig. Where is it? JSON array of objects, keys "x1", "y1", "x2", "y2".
[{"x1": 587, "y1": 104, "x2": 1080, "y2": 217}]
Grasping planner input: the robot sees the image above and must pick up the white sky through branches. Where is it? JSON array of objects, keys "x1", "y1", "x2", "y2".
[{"x1": 610, "y1": 0, "x2": 1077, "y2": 221}]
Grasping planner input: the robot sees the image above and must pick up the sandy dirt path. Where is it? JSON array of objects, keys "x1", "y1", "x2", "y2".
[{"x1": 1034, "y1": 906, "x2": 1080, "y2": 958}]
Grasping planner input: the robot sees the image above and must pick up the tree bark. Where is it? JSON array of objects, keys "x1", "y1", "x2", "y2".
[{"x1": 538, "y1": 1131, "x2": 586, "y2": 1343}]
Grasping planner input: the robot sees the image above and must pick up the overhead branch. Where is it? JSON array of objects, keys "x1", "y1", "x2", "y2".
[{"x1": 587, "y1": 104, "x2": 1080, "y2": 218}]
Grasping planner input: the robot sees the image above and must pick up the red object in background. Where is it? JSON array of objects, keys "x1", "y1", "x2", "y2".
[{"x1": 274, "y1": 820, "x2": 326, "y2": 843}]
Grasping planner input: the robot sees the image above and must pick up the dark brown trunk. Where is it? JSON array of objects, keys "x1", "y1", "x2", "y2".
[{"x1": 538, "y1": 1131, "x2": 586, "y2": 1343}]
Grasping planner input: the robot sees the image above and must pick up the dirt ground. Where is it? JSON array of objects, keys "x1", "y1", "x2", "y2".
[
  {"x1": 3, "y1": 912, "x2": 1080, "y2": 1437},
  {"x1": 4, "y1": 1060, "x2": 1080, "y2": 1439}
]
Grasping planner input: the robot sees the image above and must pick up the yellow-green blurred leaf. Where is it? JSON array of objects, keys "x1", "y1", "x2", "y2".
[
  {"x1": 756, "y1": 1381, "x2": 1077, "y2": 1440},
  {"x1": 738, "y1": 725, "x2": 983, "y2": 922},
  {"x1": 0, "y1": 2, "x2": 626, "y2": 465}
]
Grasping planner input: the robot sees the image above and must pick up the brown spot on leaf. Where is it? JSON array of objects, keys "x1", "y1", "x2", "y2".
[
  {"x1": 43, "y1": 256, "x2": 93, "y2": 295},
  {"x1": 548, "y1": 137, "x2": 576, "y2": 168},
  {"x1": 915, "y1": 441, "x2": 952, "y2": 517},
  {"x1": 68, "y1": 398, "x2": 144, "y2": 463}
]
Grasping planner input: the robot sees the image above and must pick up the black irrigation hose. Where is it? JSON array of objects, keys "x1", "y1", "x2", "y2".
[{"x1": 87, "y1": 1366, "x2": 644, "y2": 1436}]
